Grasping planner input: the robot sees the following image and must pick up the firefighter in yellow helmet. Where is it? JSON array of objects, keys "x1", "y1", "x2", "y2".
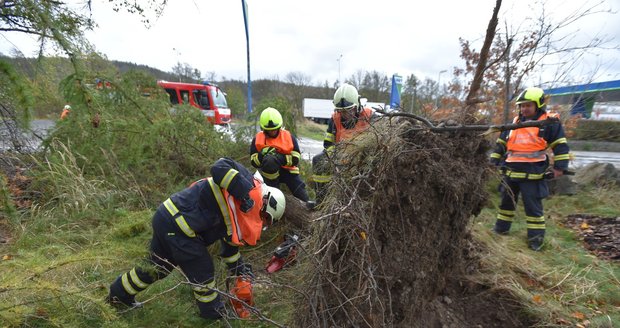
[
  {"x1": 311, "y1": 83, "x2": 373, "y2": 205},
  {"x1": 107, "y1": 158, "x2": 285, "y2": 319},
  {"x1": 489, "y1": 87, "x2": 570, "y2": 251},
  {"x1": 250, "y1": 107, "x2": 310, "y2": 203}
]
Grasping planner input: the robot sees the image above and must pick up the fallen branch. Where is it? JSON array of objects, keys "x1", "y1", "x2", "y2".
[{"x1": 374, "y1": 109, "x2": 559, "y2": 135}]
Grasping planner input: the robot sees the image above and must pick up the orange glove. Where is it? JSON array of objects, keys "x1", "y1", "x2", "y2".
[{"x1": 230, "y1": 278, "x2": 254, "y2": 318}]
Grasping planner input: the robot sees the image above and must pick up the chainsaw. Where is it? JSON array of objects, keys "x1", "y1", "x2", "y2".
[{"x1": 265, "y1": 233, "x2": 299, "y2": 274}]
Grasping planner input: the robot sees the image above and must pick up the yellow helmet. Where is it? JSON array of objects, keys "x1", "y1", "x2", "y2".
[
  {"x1": 333, "y1": 83, "x2": 360, "y2": 110},
  {"x1": 259, "y1": 107, "x2": 283, "y2": 131},
  {"x1": 515, "y1": 87, "x2": 545, "y2": 109}
]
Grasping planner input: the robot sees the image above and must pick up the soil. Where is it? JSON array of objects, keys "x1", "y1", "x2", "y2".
[
  {"x1": 293, "y1": 118, "x2": 536, "y2": 327},
  {"x1": 562, "y1": 214, "x2": 620, "y2": 261}
]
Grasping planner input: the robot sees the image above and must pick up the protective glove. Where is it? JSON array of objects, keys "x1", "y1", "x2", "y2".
[
  {"x1": 240, "y1": 196, "x2": 254, "y2": 213},
  {"x1": 261, "y1": 154, "x2": 281, "y2": 174},
  {"x1": 261, "y1": 147, "x2": 277, "y2": 156}
]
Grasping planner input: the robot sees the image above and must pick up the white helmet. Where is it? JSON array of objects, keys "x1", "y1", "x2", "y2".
[
  {"x1": 64, "y1": 105, "x2": 71, "y2": 110},
  {"x1": 333, "y1": 83, "x2": 360, "y2": 110},
  {"x1": 261, "y1": 185, "x2": 285, "y2": 226}
]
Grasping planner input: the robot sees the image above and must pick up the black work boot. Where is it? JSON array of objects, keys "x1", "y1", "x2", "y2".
[
  {"x1": 493, "y1": 219, "x2": 512, "y2": 235},
  {"x1": 107, "y1": 275, "x2": 140, "y2": 309},
  {"x1": 528, "y1": 235, "x2": 544, "y2": 251},
  {"x1": 198, "y1": 299, "x2": 226, "y2": 320}
]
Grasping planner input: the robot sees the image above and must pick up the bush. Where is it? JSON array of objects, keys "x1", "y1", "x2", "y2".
[
  {"x1": 33, "y1": 70, "x2": 249, "y2": 211},
  {"x1": 573, "y1": 119, "x2": 620, "y2": 142}
]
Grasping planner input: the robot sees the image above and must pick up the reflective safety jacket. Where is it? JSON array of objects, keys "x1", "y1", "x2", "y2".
[
  {"x1": 323, "y1": 107, "x2": 373, "y2": 150},
  {"x1": 250, "y1": 129, "x2": 301, "y2": 175},
  {"x1": 161, "y1": 157, "x2": 265, "y2": 246},
  {"x1": 490, "y1": 111, "x2": 570, "y2": 178},
  {"x1": 60, "y1": 108, "x2": 70, "y2": 120}
]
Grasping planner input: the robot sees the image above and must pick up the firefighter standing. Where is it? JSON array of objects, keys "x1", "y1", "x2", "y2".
[
  {"x1": 250, "y1": 107, "x2": 309, "y2": 202},
  {"x1": 311, "y1": 83, "x2": 373, "y2": 204},
  {"x1": 107, "y1": 157, "x2": 286, "y2": 319},
  {"x1": 490, "y1": 87, "x2": 570, "y2": 251}
]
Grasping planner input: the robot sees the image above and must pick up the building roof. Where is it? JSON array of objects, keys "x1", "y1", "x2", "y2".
[{"x1": 545, "y1": 79, "x2": 620, "y2": 104}]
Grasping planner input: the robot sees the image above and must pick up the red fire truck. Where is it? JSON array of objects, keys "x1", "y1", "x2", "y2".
[{"x1": 157, "y1": 80, "x2": 232, "y2": 125}]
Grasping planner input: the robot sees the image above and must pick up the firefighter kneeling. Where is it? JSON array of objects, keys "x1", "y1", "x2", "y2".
[{"x1": 106, "y1": 158, "x2": 285, "y2": 320}]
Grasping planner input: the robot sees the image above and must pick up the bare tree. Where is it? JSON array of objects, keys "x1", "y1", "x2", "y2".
[
  {"x1": 285, "y1": 71, "x2": 312, "y2": 118},
  {"x1": 452, "y1": 0, "x2": 618, "y2": 123}
]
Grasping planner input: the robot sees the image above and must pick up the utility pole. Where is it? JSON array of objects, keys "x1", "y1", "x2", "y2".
[
  {"x1": 173, "y1": 47, "x2": 182, "y2": 82},
  {"x1": 337, "y1": 54, "x2": 343, "y2": 87},
  {"x1": 436, "y1": 70, "x2": 447, "y2": 109}
]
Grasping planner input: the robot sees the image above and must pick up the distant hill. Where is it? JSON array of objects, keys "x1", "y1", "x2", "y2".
[{"x1": 109, "y1": 60, "x2": 178, "y2": 81}]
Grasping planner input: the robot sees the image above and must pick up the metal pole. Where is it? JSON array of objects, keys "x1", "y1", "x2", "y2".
[
  {"x1": 436, "y1": 70, "x2": 447, "y2": 109},
  {"x1": 241, "y1": 0, "x2": 252, "y2": 113},
  {"x1": 337, "y1": 54, "x2": 342, "y2": 86}
]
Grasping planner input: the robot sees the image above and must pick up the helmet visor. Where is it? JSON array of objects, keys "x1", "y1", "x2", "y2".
[
  {"x1": 260, "y1": 193, "x2": 274, "y2": 228},
  {"x1": 334, "y1": 98, "x2": 357, "y2": 110}
]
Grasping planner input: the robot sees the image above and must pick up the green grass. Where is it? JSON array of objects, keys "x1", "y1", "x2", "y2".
[
  {"x1": 296, "y1": 119, "x2": 326, "y2": 141},
  {"x1": 472, "y1": 180, "x2": 620, "y2": 327},
  {"x1": 2, "y1": 117, "x2": 619, "y2": 327}
]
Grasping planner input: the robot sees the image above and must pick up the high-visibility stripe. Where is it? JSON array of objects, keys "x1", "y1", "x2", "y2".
[
  {"x1": 526, "y1": 215, "x2": 545, "y2": 229},
  {"x1": 261, "y1": 170, "x2": 279, "y2": 180},
  {"x1": 195, "y1": 291, "x2": 218, "y2": 303},
  {"x1": 226, "y1": 195, "x2": 244, "y2": 242},
  {"x1": 506, "y1": 150, "x2": 547, "y2": 159},
  {"x1": 175, "y1": 216, "x2": 196, "y2": 237},
  {"x1": 163, "y1": 198, "x2": 196, "y2": 238},
  {"x1": 121, "y1": 272, "x2": 139, "y2": 295},
  {"x1": 220, "y1": 169, "x2": 239, "y2": 189},
  {"x1": 490, "y1": 153, "x2": 502, "y2": 159},
  {"x1": 193, "y1": 280, "x2": 217, "y2": 303},
  {"x1": 497, "y1": 214, "x2": 514, "y2": 222},
  {"x1": 496, "y1": 138, "x2": 507, "y2": 146},
  {"x1": 251, "y1": 153, "x2": 260, "y2": 166},
  {"x1": 548, "y1": 137, "x2": 567, "y2": 149},
  {"x1": 285, "y1": 154, "x2": 293, "y2": 166},
  {"x1": 222, "y1": 252, "x2": 241, "y2": 264},
  {"x1": 499, "y1": 209, "x2": 515, "y2": 216},
  {"x1": 129, "y1": 268, "x2": 149, "y2": 289},
  {"x1": 554, "y1": 154, "x2": 570, "y2": 161},
  {"x1": 163, "y1": 198, "x2": 178, "y2": 216},
  {"x1": 324, "y1": 133, "x2": 335, "y2": 143},
  {"x1": 193, "y1": 280, "x2": 216, "y2": 292},
  {"x1": 503, "y1": 170, "x2": 544, "y2": 180},
  {"x1": 285, "y1": 167, "x2": 300, "y2": 174},
  {"x1": 208, "y1": 178, "x2": 232, "y2": 236},
  {"x1": 291, "y1": 150, "x2": 300, "y2": 159}
]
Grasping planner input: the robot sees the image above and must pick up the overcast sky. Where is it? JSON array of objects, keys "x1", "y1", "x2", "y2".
[{"x1": 2, "y1": 0, "x2": 619, "y2": 87}]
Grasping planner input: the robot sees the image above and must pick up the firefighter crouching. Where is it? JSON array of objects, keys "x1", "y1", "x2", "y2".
[
  {"x1": 311, "y1": 83, "x2": 373, "y2": 205},
  {"x1": 250, "y1": 107, "x2": 310, "y2": 203},
  {"x1": 107, "y1": 157, "x2": 285, "y2": 319},
  {"x1": 490, "y1": 87, "x2": 570, "y2": 251}
]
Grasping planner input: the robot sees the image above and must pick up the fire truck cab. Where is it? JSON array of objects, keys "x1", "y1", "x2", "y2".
[{"x1": 157, "y1": 80, "x2": 232, "y2": 125}]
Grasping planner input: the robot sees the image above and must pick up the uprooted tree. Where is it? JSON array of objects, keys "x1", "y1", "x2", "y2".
[{"x1": 289, "y1": 1, "x2": 510, "y2": 327}]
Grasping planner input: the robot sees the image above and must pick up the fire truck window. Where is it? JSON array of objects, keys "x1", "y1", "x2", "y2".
[
  {"x1": 199, "y1": 90, "x2": 210, "y2": 109},
  {"x1": 165, "y1": 89, "x2": 179, "y2": 104},
  {"x1": 180, "y1": 90, "x2": 189, "y2": 104}
]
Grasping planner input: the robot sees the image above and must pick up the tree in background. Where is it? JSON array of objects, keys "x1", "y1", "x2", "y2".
[{"x1": 449, "y1": 0, "x2": 616, "y2": 124}]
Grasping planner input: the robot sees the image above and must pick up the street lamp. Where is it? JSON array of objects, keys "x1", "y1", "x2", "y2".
[
  {"x1": 173, "y1": 47, "x2": 182, "y2": 81},
  {"x1": 436, "y1": 69, "x2": 447, "y2": 109},
  {"x1": 337, "y1": 54, "x2": 343, "y2": 86}
]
